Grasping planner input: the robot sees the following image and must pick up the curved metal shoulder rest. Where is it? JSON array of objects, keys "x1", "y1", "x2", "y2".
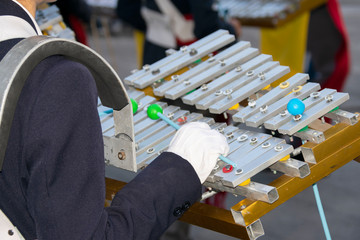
[{"x1": 0, "y1": 36, "x2": 132, "y2": 170}]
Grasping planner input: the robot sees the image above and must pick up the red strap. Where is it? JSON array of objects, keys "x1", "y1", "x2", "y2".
[
  {"x1": 68, "y1": 15, "x2": 88, "y2": 46},
  {"x1": 322, "y1": 0, "x2": 350, "y2": 92}
]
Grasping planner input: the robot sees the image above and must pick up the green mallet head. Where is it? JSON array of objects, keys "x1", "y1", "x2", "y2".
[
  {"x1": 130, "y1": 98, "x2": 138, "y2": 114},
  {"x1": 147, "y1": 104, "x2": 163, "y2": 120}
]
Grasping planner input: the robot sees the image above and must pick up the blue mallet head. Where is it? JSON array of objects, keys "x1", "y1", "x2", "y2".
[{"x1": 287, "y1": 98, "x2": 305, "y2": 116}]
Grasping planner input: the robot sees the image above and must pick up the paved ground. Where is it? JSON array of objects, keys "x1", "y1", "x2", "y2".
[{"x1": 88, "y1": 1, "x2": 360, "y2": 239}]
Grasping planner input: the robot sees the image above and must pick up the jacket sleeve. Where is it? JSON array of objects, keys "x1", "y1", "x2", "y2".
[
  {"x1": 23, "y1": 57, "x2": 107, "y2": 239},
  {"x1": 102, "y1": 152, "x2": 202, "y2": 240},
  {"x1": 23, "y1": 56, "x2": 201, "y2": 240}
]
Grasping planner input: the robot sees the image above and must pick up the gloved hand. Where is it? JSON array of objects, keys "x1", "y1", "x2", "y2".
[{"x1": 167, "y1": 122, "x2": 230, "y2": 183}]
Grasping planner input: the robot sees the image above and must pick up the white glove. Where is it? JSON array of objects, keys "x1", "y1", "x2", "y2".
[{"x1": 167, "y1": 122, "x2": 230, "y2": 183}]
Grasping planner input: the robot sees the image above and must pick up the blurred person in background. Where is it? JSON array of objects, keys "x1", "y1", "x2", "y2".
[
  {"x1": 306, "y1": 0, "x2": 350, "y2": 92},
  {"x1": 116, "y1": 0, "x2": 241, "y2": 65}
]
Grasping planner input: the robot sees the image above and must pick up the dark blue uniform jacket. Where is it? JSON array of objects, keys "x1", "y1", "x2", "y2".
[{"x1": 0, "y1": 1, "x2": 201, "y2": 239}]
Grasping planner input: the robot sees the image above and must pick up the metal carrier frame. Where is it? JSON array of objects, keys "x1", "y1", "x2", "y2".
[{"x1": 0, "y1": 36, "x2": 135, "y2": 170}]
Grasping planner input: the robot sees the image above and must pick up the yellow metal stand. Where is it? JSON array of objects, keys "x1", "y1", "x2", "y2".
[
  {"x1": 134, "y1": 30, "x2": 145, "y2": 69},
  {"x1": 260, "y1": 12, "x2": 310, "y2": 87},
  {"x1": 232, "y1": 121, "x2": 360, "y2": 226}
]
